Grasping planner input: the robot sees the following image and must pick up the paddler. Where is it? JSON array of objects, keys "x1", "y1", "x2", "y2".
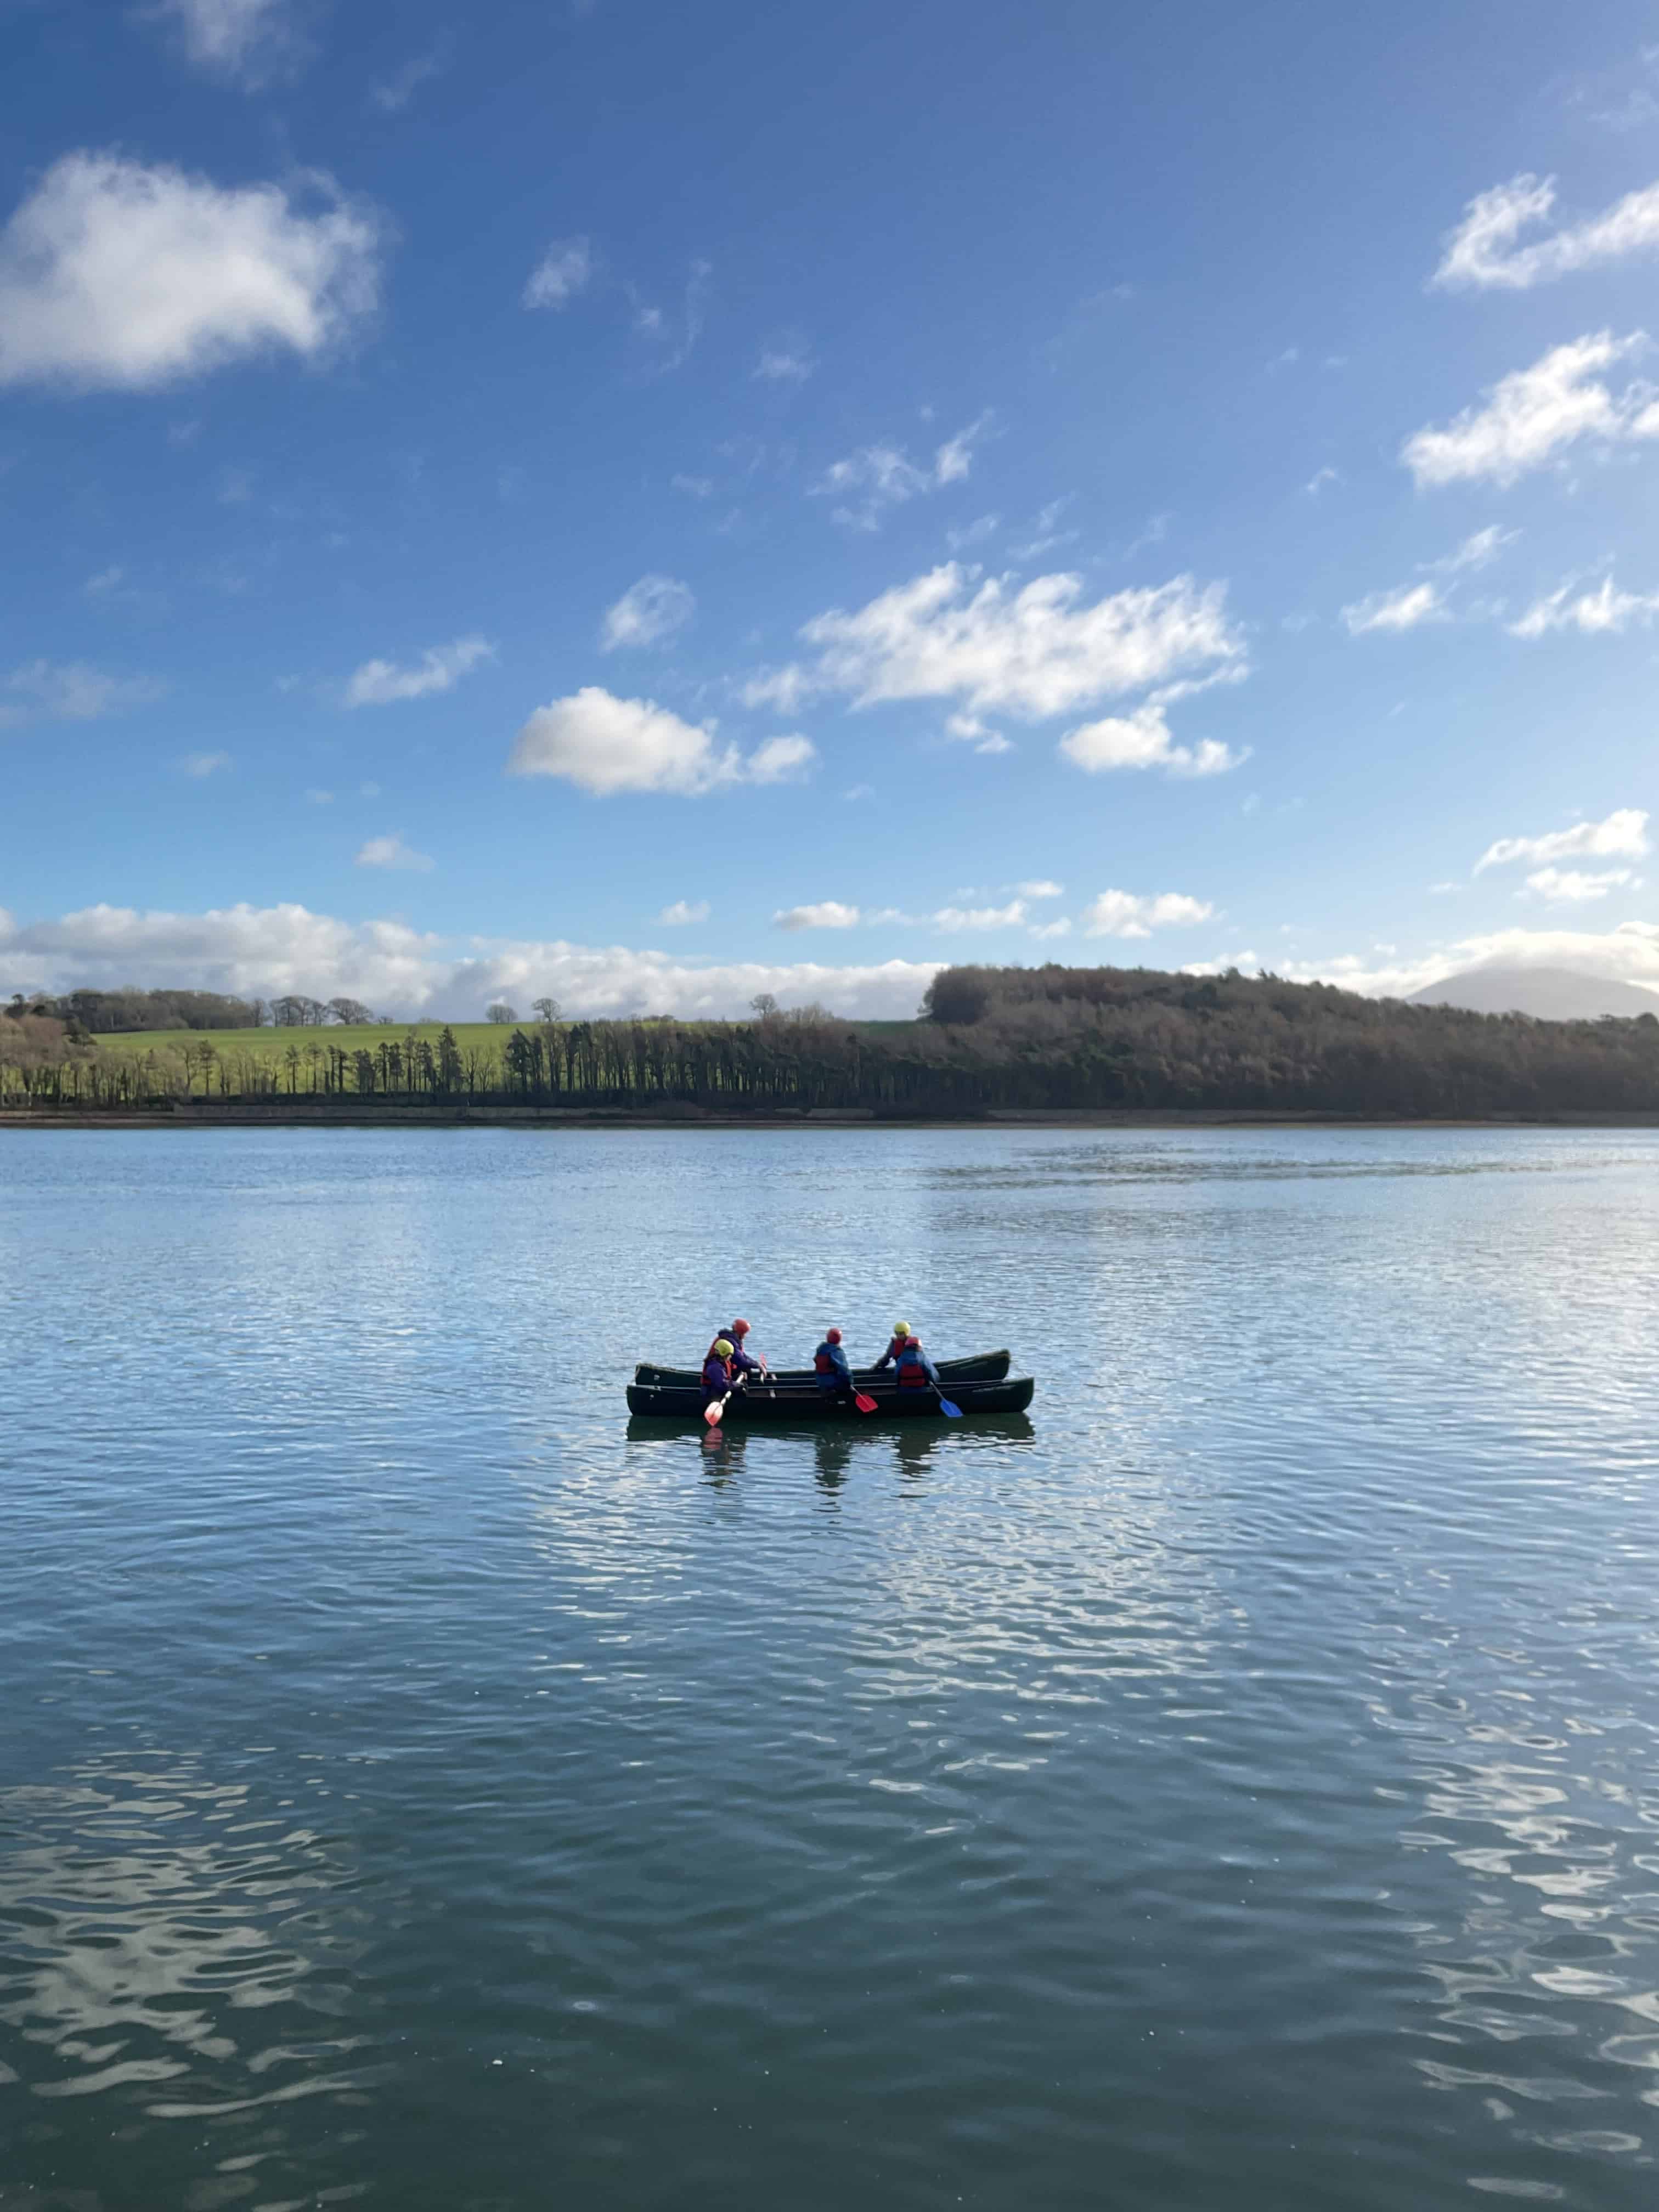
[
  {"x1": 702, "y1": 1338, "x2": 738, "y2": 1410},
  {"x1": 872, "y1": 1322, "x2": 915, "y2": 1373},
  {"x1": 893, "y1": 1331, "x2": 941, "y2": 1396},
  {"x1": 812, "y1": 1327, "x2": 853, "y2": 1398},
  {"x1": 708, "y1": 1317, "x2": 769, "y2": 1380}
]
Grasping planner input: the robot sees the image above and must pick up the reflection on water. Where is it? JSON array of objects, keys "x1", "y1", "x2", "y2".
[{"x1": 3, "y1": 1126, "x2": 1658, "y2": 2210}]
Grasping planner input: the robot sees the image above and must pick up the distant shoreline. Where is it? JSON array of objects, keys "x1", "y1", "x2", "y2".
[{"x1": 5, "y1": 1105, "x2": 1659, "y2": 1132}]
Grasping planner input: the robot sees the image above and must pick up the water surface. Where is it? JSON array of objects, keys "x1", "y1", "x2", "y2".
[{"x1": 3, "y1": 1126, "x2": 1657, "y2": 2209}]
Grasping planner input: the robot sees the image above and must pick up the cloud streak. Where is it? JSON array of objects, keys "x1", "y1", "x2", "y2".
[
  {"x1": 509, "y1": 688, "x2": 815, "y2": 796},
  {"x1": 1401, "y1": 332, "x2": 1659, "y2": 488},
  {"x1": 1434, "y1": 173, "x2": 1659, "y2": 290},
  {"x1": 345, "y1": 636, "x2": 494, "y2": 707}
]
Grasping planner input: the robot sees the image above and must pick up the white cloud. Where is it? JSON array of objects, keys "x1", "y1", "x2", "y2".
[
  {"x1": 1058, "y1": 702, "x2": 1245, "y2": 777},
  {"x1": 180, "y1": 749, "x2": 230, "y2": 777},
  {"x1": 946, "y1": 514, "x2": 1000, "y2": 551},
  {"x1": 522, "y1": 238, "x2": 592, "y2": 311},
  {"x1": 508, "y1": 687, "x2": 816, "y2": 796},
  {"x1": 811, "y1": 414, "x2": 990, "y2": 529},
  {"x1": 0, "y1": 902, "x2": 946, "y2": 1019},
  {"x1": 1401, "y1": 332, "x2": 1659, "y2": 488},
  {"x1": 153, "y1": 0, "x2": 295, "y2": 81},
  {"x1": 1341, "y1": 580, "x2": 1448, "y2": 635},
  {"x1": 773, "y1": 901, "x2": 862, "y2": 930},
  {"x1": 1509, "y1": 575, "x2": 1659, "y2": 636},
  {"x1": 944, "y1": 710, "x2": 1012, "y2": 754},
  {"x1": 1434, "y1": 524, "x2": 1520, "y2": 573},
  {"x1": 1474, "y1": 806, "x2": 1649, "y2": 873},
  {"x1": 1015, "y1": 880, "x2": 1064, "y2": 899},
  {"x1": 1029, "y1": 918, "x2": 1073, "y2": 940},
  {"x1": 933, "y1": 410, "x2": 993, "y2": 484},
  {"x1": 746, "y1": 733, "x2": 816, "y2": 783},
  {"x1": 754, "y1": 344, "x2": 812, "y2": 382},
  {"x1": 934, "y1": 900, "x2": 1028, "y2": 931},
  {"x1": 1525, "y1": 866, "x2": 1635, "y2": 901},
  {"x1": 345, "y1": 635, "x2": 494, "y2": 707},
  {"x1": 746, "y1": 563, "x2": 1244, "y2": 727},
  {"x1": 356, "y1": 832, "x2": 434, "y2": 872},
  {"x1": 600, "y1": 574, "x2": 694, "y2": 651},
  {"x1": 1305, "y1": 466, "x2": 1342, "y2": 496},
  {"x1": 1272, "y1": 924, "x2": 1659, "y2": 1003},
  {"x1": 658, "y1": 899, "x2": 709, "y2": 926},
  {"x1": 0, "y1": 152, "x2": 380, "y2": 392},
  {"x1": 1081, "y1": 889, "x2": 1214, "y2": 939},
  {"x1": 1433, "y1": 173, "x2": 1659, "y2": 291},
  {"x1": 305, "y1": 787, "x2": 333, "y2": 804},
  {"x1": 672, "y1": 472, "x2": 714, "y2": 498},
  {"x1": 0, "y1": 659, "x2": 163, "y2": 727}
]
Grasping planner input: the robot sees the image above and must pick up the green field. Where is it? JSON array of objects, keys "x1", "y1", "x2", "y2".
[{"x1": 89, "y1": 1020, "x2": 516, "y2": 1068}]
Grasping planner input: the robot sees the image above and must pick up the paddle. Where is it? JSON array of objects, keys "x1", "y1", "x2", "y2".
[
  {"x1": 936, "y1": 1389, "x2": 962, "y2": 1419},
  {"x1": 703, "y1": 1392, "x2": 731, "y2": 1429},
  {"x1": 854, "y1": 1390, "x2": 878, "y2": 1414}
]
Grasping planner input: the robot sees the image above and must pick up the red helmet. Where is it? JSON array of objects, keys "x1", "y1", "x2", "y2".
[
  {"x1": 730, "y1": 1318, "x2": 750, "y2": 1336},
  {"x1": 826, "y1": 1328, "x2": 842, "y2": 1344}
]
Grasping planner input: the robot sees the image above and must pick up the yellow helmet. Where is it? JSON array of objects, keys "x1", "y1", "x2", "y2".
[
  {"x1": 893, "y1": 1321, "x2": 911, "y2": 1337},
  {"x1": 713, "y1": 1338, "x2": 734, "y2": 1357}
]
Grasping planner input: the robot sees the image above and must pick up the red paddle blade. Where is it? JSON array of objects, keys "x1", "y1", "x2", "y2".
[
  {"x1": 704, "y1": 1403, "x2": 723, "y2": 1426},
  {"x1": 854, "y1": 1392, "x2": 877, "y2": 1413}
]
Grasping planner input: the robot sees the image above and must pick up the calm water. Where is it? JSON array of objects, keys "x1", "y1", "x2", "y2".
[{"x1": 3, "y1": 1126, "x2": 1658, "y2": 2210}]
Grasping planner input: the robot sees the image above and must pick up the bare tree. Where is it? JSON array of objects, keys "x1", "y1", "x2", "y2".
[
  {"x1": 487, "y1": 1002, "x2": 518, "y2": 1024},
  {"x1": 532, "y1": 996, "x2": 561, "y2": 1023},
  {"x1": 749, "y1": 992, "x2": 780, "y2": 1019},
  {"x1": 327, "y1": 997, "x2": 375, "y2": 1026}
]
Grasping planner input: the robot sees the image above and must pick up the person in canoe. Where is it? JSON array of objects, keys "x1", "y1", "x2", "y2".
[
  {"x1": 872, "y1": 1322, "x2": 915, "y2": 1373},
  {"x1": 893, "y1": 1332, "x2": 941, "y2": 1396},
  {"x1": 709, "y1": 1317, "x2": 769, "y2": 1381},
  {"x1": 702, "y1": 1338, "x2": 738, "y2": 1412},
  {"x1": 812, "y1": 1327, "x2": 854, "y2": 1403}
]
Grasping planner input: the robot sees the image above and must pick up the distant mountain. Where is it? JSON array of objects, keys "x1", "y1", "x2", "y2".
[{"x1": 1409, "y1": 965, "x2": 1659, "y2": 1020}]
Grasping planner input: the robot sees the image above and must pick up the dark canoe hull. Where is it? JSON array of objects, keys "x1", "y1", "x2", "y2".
[
  {"x1": 633, "y1": 1348, "x2": 1011, "y2": 1389},
  {"x1": 625, "y1": 1375, "x2": 1035, "y2": 1423}
]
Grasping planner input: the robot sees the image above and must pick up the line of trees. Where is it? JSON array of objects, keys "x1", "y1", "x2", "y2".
[
  {"x1": 4, "y1": 965, "x2": 1659, "y2": 1117},
  {"x1": 3, "y1": 988, "x2": 394, "y2": 1032}
]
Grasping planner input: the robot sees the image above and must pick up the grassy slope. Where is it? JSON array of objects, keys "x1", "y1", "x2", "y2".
[{"x1": 89, "y1": 1020, "x2": 515, "y2": 1066}]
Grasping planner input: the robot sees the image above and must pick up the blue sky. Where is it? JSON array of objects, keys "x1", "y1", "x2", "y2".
[{"x1": 4, "y1": 0, "x2": 1659, "y2": 1016}]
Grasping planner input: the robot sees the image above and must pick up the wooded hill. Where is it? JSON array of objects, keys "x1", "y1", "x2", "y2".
[{"x1": 3, "y1": 963, "x2": 1658, "y2": 1117}]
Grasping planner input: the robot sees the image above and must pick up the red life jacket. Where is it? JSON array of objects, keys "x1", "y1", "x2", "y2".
[
  {"x1": 896, "y1": 1342, "x2": 930, "y2": 1387},
  {"x1": 702, "y1": 1353, "x2": 734, "y2": 1391},
  {"x1": 814, "y1": 1348, "x2": 836, "y2": 1375},
  {"x1": 884, "y1": 1335, "x2": 909, "y2": 1364}
]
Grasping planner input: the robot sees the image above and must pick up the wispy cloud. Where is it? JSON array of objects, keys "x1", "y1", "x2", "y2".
[
  {"x1": 345, "y1": 636, "x2": 494, "y2": 707},
  {"x1": 0, "y1": 659, "x2": 164, "y2": 727},
  {"x1": 1341, "y1": 580, "x2": 1447, "y2": 635},
  {"x1": 1509, "y1": 575, "x2": 1659, "y2": 637},
  {"x1": 811, "y1": 413, "x2": 991, "y2": 529},
  {"x1": 151, "y1": 0, "x2": 300, "y2": 84},
  {"x1": 370, "y1": 42, "x2": 450, "y2": 114},
  {"x1": 179, "y1": 749, "x2": 230, "y2": 777},
  {"x1": 1081, "y1": 890, "x2": 1214, "y2": 938},
  {"x1": 1433, "y1": 173, "x2": 1659, "y2": 291},
  {"x1": 1474, "y1": 806, "x2": 1648, "y2": 873},
  {"x1": 658, "y1": 899, "x2": 709, "y2": 926},
  {"x1": 773, "y1": 901, "x2": 862, "y2": 931},
  {"x1": 1523, "y1": 866, "x2": 1636, "y2": 902},
  {"x1": 754, "y1": 342, "x2": 813, "y2": 383},
  {"x1": 743, "y1": 563, "x2": 1244, "y2": 729},
  {"x1": 356, "y1": 832, "x2": 434, "y2": 871},
  {"x1": 522, "y1": 238, "x2": 592, "y2": 311},
  {"x1": 600, "y1": 575, "x2": 694, "y2": 651},
  {"x1": 1401, "y1": 331, "x2": 1659, "y2": 488}
]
